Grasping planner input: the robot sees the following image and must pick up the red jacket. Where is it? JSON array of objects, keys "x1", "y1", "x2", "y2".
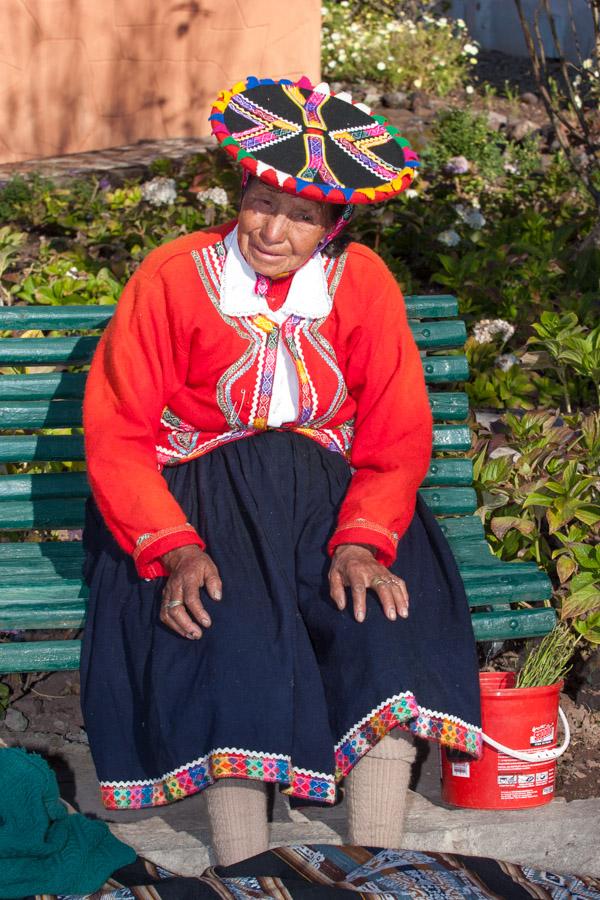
[{"x1": 83, "y1": 223, "x2": 433, "y2": 578}]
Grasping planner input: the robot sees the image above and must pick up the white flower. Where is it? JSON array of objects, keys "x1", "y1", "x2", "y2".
[
  {"x1": 583, "y1": 58, "x2": 593, "y2": 70},
  {"x1": 404, "y1": 188, "x2": 418, "y2": 199},
  {"x1": 454, "y1": 204, "x2": 486, "y2": 229},
  {"x1": 463, "y1": 42, "x2": 479, "y2": 55},
  {"x1": 574, "y1": 95, "x2": 583, "y2": 108},
  {"x1": 472, "y1": 319, "x2": 515, "y2": 344},
  {"x1": 196, "y1": 187, "x2": 229, "y2": 207},
  {"x1": 413, "y1": 77, "x2": 422, "y2": 88},
  {"x1": 466, "y1": 85, "x2": 475, "y2": 94},
  {"x1": 495, "y1": 353, "x2": 519, "y2": 371},
  {"x1": 141, "y1": 176, "x2": 177, "y2": 207},
  {"x1": 376, "y1": 61, "x2": 386, "y2": 71},
  {"x1": 456, "y1": 18, "x2": 466, "y2": 28},
  {"x1": 321, "y1": 5, "x2": 328, "y2": 14},
  {"x1": 437, "y1": 16, "x2": 448, "y2": 26},
  {"x1": 66, "y1": 265, "x2": 85, "y2": 280},
  {"x1": 438, "y1": 229, "x2": 461, "y2": 247}
]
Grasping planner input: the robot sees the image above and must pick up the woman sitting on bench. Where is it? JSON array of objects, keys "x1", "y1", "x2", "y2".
[{"x1": 81, "y1": 76, "x2": 482, "y2": 865}]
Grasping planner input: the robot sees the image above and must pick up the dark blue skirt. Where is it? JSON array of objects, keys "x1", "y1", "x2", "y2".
[{"x1": 81, "y1": 431, "x2": 481, "y2": 810}]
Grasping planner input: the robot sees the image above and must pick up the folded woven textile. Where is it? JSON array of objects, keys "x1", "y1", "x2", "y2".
[
  {"x1": 16, "y1": 844, "x2": 600, "y2": 899},
  {"x1": 0, "y1": 748, "x2": 136, "y2": 898}
]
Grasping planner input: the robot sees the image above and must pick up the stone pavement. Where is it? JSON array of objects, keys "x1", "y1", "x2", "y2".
[{"x1": 5, "y1": 727, "x2": 599, "y2": 880}]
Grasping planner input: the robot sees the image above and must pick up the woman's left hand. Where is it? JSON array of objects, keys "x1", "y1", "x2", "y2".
[{"x1": 329, "y1": 543, "x2": 409, "y2": 623}]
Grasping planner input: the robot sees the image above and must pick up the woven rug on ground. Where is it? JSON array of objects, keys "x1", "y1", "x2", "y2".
[{"x1": 18, "y1": 844, "x2": 600, "y2": 899}]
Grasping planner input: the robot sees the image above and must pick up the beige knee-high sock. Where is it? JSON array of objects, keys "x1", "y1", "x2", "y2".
[
  {"x1": 345, "y1": 732, "x2": 417, "y2": 848},
  {"x1": 206, "y1": 778, "x2": 269, "y2": 866}
]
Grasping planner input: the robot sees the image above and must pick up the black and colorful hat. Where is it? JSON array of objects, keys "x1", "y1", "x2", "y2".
[{"x1": 209, "y1": 76, "x2": 419, "y2": 205}]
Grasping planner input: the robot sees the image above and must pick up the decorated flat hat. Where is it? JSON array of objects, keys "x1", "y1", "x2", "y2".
[{"x1": 210, "y1": 75, "x2": 419, "y2": 204}]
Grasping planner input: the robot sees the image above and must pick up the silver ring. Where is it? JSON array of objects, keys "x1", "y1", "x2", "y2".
[
  {"x1": 165, "y1": 599, "x2": 184, "y2": 610},
  {"x1": 372, "y1": 577, "x2": 395, "y2": 588}
]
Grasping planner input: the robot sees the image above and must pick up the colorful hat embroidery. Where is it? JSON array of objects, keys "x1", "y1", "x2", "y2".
[{"x1": 210, "y1": 76, "x2": 419, "y2": 204}]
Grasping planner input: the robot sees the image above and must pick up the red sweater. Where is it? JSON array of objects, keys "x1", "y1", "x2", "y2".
[{"x1": 83, "y1": 223, "x2": 433, "y2": 578}]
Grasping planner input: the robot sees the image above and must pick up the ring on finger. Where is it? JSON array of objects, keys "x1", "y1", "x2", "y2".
[
  {"x1": 165, "y1": 599, "x2": 184, "y2": 610},
  {"x1": 372, "y1": 577, "x2": 394, "y2": 587}
]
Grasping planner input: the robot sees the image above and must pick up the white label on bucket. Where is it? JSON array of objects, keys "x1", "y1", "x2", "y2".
[
  {"x1": 498, "y1": 775, "x2": 517, "y2": 786},
  {"x1": 542, "y1": 785, "x2": 554, "y2": 795},
  {"x1": 518, "y1": 773, "x2": 536, "y2": 786},
  {"x1": 530, "y1": 723, "x2": 555, "y2": 746},
  {"x1": 451, "y1": 761, "x2": 470, "y2": 778},
  {"x1": 536, "y1": 771, "x2": 549, "y2": 785}
]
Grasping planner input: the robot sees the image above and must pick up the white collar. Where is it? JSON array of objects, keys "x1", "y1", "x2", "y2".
[{"x1": 220, "y1": 226, "x2": 332, "y2": 320}]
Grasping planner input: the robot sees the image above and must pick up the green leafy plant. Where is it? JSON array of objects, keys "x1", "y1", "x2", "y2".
[{"x1": 321, "y1": 1, "x2": 477, "y2": 95}]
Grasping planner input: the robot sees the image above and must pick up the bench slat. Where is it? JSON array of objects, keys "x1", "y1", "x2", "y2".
[
  {"x1": 0, "y1": 640, "x2": 81, "y2": 674},
  {"x1": 425, "y1": 458, "x2": 472, "y2": 486},
  {"x1": 0, "y1": 435, "x2": 85, "y2": 462},
  {"x1": 0, "y1": 373, "x2": 88, "y2": 401},
  {"x1": 0, "y1": 472, "x2": 89, "y2": 500},
  {"x1": 0, "y1": 498, "x2": 87, "y2": 529},
  {"x1": 0, "y1": 298, "x2": 459, "y2": 331},
  {"x1": 0, "y1": 392, "x2": 472, "y2": 429},
  {"x1": 0, "y1": 400, "x2": 83, "y2": 428},
  {"x1": 0, "y1": 488, "x2": 478, "y2": 528},
  {"x1": 1, "y1": 580, "x2": 88, "y2": 603},
  {"x1": 0, "y1": 324, "x2": 465, "y2": 365},
  {"x1": 0, "y1": 306, "x2": 114, "y2": 330},
  {"x1": 0, "y1": 542, "x2": 84, "y2": 560},
  {"x1": 0, "y1": 336, "x2": 100, "y2": 365},
  {"x1": 472, "y1": 607, "x2": 557, "y2": 641},
  {"x1": 0, "y1": 605, "x2": 85, "y2": 630}
]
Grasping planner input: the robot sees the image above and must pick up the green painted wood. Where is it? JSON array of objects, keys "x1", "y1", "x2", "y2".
[
  {"x1": 1, "y1": 580, "x2": 87, "y2": 603},
  {"x1": 432, "y1": 424, "x2": 472, "y2": 451},
  {"x1": 0, "y1": 400, "x2": 83, "y2": 428},
  {"x1": 410, "y1": 321, "x2": 466, "y2": 350},
  {"x1": 0, "y1": 305, "x2": 114, "y2": 331},
  {"x1": 419, "y1": 487, "x2": 477, "y2": 515},
  {"x1": 464, "y1": 569, "x2": 552, "y2": 605},
  {"x1": 424, "y1": 458, "x2": 472, "y2": 486},
  {"x1": 0, "y1": 373, "x2": 88, "y2": 401},
  {"x1": 438, "y1": 516, "x2": 486, "y2": 542},
  {"x1": 422, "y1": 356, "x2": 469, "y2": 384},
  {"x1": 0, "y1": 298, "x2": 460, "y2": 330},
  {"x1": 0, "y1": 559, "x2": 84, "y2": 580},
  {"x1": 0, "y1": 498, "x2": 87, "y2": 529},
  {"x1": 0, "y1": 472, "x2": 89, "y2": 501},
  {"x1": 404, "y1": 296, "x2": 458, "y2": 318},
  {"x1": 0, "y1": 541, "x2": 84, "y2": 559},
  {"x1": 0, "y1": 336, "x2": 99, "y2": 365},
  {"x1": 0, "y1": 430, "x2": 468, "y2": 462},
  {"x1": 0, "y1": 435, "x2": 84, "y2": 462},
  {"x1": 0, "y1": 394, "x2": 467, "y2": 429},
  {"x1": 428, "y1": 392, "x2": 469, "y2": 421},
  {"x1": 0, "y1": 604, "x2": 85, "y2": 630},
  {"x1": 0, "y1": 640, "x2": 81, "y2": 674},
  {"x1": 472, "y1": 607, "x2": 557, "y2": 641}
]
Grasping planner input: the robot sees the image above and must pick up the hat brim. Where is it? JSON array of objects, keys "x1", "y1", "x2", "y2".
[{"x1": 210, "y1": 76, "x2": 419, "y2": 204}]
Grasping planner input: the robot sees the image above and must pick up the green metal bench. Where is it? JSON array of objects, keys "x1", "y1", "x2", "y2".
[{"x1": 0, "y1": 297, "x2": 556, "y2": 674}]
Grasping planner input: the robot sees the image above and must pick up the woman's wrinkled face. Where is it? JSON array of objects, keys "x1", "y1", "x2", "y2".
[{"x1": 237, "y1": 179, "x2": 332, "y2": 277}]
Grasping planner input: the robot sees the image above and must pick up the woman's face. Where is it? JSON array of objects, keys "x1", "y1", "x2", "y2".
[{"x1": 237, "y1": 179, "x2": 332, "y2": 277}]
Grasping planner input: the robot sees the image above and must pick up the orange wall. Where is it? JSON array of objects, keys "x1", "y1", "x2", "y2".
[{"x1": 0, "y1": 0, "x2": 321, "y2": 164}]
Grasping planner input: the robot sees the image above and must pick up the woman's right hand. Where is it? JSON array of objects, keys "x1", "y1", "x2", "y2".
[{"x1": 159, "y1": 545, "x2": 222, "y2": 640}]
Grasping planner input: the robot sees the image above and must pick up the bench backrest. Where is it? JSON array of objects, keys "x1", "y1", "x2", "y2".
[{"x1": 0, "y1": 297, "x2": 555, "y2": 673}]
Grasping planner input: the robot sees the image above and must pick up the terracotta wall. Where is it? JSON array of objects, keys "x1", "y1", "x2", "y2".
[{"x1": 0, "y1": 0, "x2": 321, "y2": 164}]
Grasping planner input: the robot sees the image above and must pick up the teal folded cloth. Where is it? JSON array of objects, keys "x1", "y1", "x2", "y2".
[{"x1": 0, "y1": 747, "x2": 136, "y2": 898}]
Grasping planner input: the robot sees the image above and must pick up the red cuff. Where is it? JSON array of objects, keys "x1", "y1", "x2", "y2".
[
  {"x1": 328, "y1": 523, "x2": 398, "y2": 568},
  {"x1": 133, "y1": 524, "x2": 206, "y2": 579}
]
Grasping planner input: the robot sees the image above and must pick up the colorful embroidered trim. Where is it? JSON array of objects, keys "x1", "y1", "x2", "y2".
[
  {"x1": 335, "y1": 692, "x2": 483, "y2": 778},
  {"x1": 133, "y1": 523, "x2": 198, "y2": 561},
  {"x1": 210, "y1": 76, "x2": 419, "y2": 205},
  {"x1": 333, "y1": 517, "x2": 399, "y2": 543},
  {"x1": 100, "y1": 693, "x2": 481, "y2": 810},
  {"x1": 100, "y1": 749, "x2": 336, "y2": 810}
]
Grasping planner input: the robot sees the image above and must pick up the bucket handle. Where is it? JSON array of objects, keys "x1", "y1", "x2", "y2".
[{"x1": 480, "y1": 706, "x2": 570, "y2": 763}]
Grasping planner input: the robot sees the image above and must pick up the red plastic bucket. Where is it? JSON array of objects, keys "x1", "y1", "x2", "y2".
[{"x1": 441, "y1": 672, "x2": 568, "y2": 810}]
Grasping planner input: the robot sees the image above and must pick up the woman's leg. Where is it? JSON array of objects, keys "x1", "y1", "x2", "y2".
[
  {"x1": 206, "y1": 779, "x2": 269, "y2": 866},
  {"x1": 345, "y1": 732, "x2": 416, "y2": 848}
]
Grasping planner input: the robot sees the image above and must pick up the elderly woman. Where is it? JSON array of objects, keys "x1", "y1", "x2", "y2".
[{"x1": 81, "y1": 76, "x2": 482, "y2": 865}]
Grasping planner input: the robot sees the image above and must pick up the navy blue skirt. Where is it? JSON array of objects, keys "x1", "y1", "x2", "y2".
[{"x1": 81, "y1": 431, "x2": 481, "y2": 810}]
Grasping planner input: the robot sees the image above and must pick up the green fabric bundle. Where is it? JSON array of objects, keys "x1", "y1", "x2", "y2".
[{"x1": 0, "y1": 747, "x2": 136, "y2": 898}]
